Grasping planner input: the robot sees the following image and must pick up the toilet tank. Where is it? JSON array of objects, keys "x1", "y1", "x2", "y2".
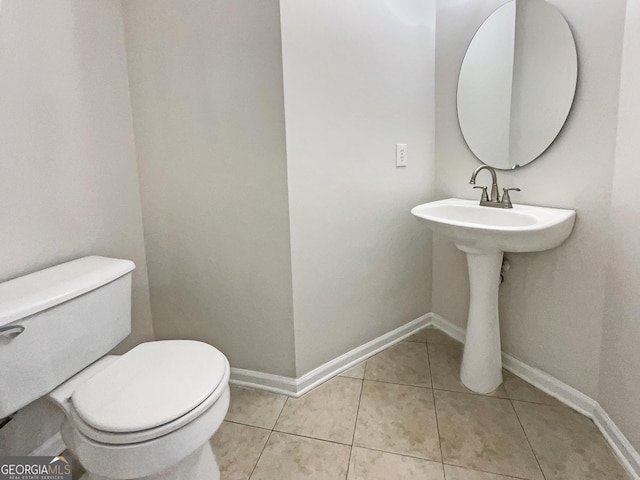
[{"x1": 0, "y1": 256, "x2": 134, "y2": 418}]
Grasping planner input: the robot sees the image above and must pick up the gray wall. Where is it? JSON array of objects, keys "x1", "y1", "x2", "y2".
[
  {"x1": 122, "y1": 0, "x2": 296, "y2": 376},
  {"x1": 433, "y1": 0, "x2": 626, "y2": 397},
  {"x1": 0, "y1": 0, "x2": 153, "y2": 454},
  {"x1": 123, "y1": 0, "x2": 437, "y2": 378},
  {"x1": 280, "y1": 0, "x2": 437, "y2": 375},
  {"x1": 598, "y1": 0, "x2": 640, "y2": 452}
]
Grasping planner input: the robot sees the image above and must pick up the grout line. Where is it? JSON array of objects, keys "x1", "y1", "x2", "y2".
[
  {"x1": 501, "y1": 379, "x2": 573, "y2": 408},
  {"x1": 509, "y1": 398, "x2": 548, "y2": 480},
  {"x1": 272, "y1": 396, "x2": 290, "y2": 428},
  {"x1": 505, "y1": 396, "x2": 572, "y2": 408},
  {"x1": 345, "y1": 378, "x2": 365, "y2": 479},
  {"x1": 348, "y1": 444, "x2": 441, "y2": 464},
  {"x1": 350, "y1": 378, "x2": 365, "y2": 445},
  {"x1": 433, "y1": 386, "x2": 508, "y2": 399},
  {"x1": 346, "y1": 363, "x2": 368, "y2": 477},
  {"x1": 443, "y1": 462, "x2": 532, "y2": 480},
  {"x1": 345, "y1": 446, "x2": 353, "y2": 480},
  {"x1": 364, "y1": 377, "x2": 432, "y2": 389},
  {"x1": 248, "y1": 429, "x2": 273, "y2": 479},
  {"x1": 429, "y1": 380, "x2": 509, "y2": 399},
  {"x1": 427, "y1": 340, "x2": 446, "y2": 467},
  {"x1": 426, "y1": 339, "x2": 448, "y2": 480},
  {"x1": 267, "y1": 429, "x2": 357, "y2": 448},
  {"x1": 223, "y1": 419, "x2": 272, "y2": 431},
  {"x1": 248, "y1": 396, "x2": 290, "y2": 479},
  {"x1": 345, "y1": 362, "x2": 368, "y2": 479}
]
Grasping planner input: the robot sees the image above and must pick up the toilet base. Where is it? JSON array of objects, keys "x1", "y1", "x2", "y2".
[
  {"x1": 59, "y1": 385, "x2": 230, "y2": 480},
  {"x1": 79, "y1": 442, "x2": 220, "y2": 480}
]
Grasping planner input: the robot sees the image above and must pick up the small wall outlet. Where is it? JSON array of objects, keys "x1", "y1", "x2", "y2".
[{"x1": 396, "y1": 144, "x2": 407, "y2": 167}]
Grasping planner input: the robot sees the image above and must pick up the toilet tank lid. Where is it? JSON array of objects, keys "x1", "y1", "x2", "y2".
[{"x1": 0, "y1": 256, "x2": 135, "y2": 328}]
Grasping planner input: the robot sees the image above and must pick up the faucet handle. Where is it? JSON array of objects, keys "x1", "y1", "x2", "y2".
[
  {"x1": 473, "y1": 185, "x2": 489, "y2": 203},
  {"x1": 501, "y1": 187, "x2": 520, "y2": 208}
]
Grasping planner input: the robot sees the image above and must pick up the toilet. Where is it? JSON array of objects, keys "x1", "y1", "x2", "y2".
[{"x1": 0, "y1": 256, "x2": 230, "y2": 480}]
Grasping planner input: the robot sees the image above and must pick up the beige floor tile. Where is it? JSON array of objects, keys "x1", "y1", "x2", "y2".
[
  {"x1": 426, "y1": 327, "x2": 460, "y2": 345},
  {"x1": 251, "y1": 432, "x2": 350, "y2": 480},
  {"x1": 225, "y1": 385, "x2": 287, "y2": 429},
  {"x1": 444, "y1": 464, "x2": 519, "y2": 479},
  {"x1": 210, "y1": 421, "x2": 269, "y2": 480},
  {"x1": 406, "y1": 328, "x2": 429, "y2": 343},
  {"x1": 513, "y1": 401, "x2": 629, "y2": 480},
  {"x1": 348, "y1": 447, "x2": 445, "y2": 479},
  {"x1": 364, "y1": 341, "x2": 431, "y2": 387},
  {"x1": 434, "y1": 390, "x2": 543, "y2": 480},
  {"x1": 502, "y1": 371, "x2": 563, "y2": 406},
  {"x1": 428, "y1": 343, "x2": 508, "y2": 398},
  {"x1": 339, "y1": 362, "x2": 366, "y2": 379},
  {"x1": 354, "y1": 380, "x2": 441, "y2": 461},
  {"x1": 274, "y1": 376, "x2": 362, "y2": 444}
]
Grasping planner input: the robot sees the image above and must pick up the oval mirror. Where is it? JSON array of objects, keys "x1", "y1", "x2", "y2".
[{"x1": 457, "y1": 0, "x2": 577, "y2": 170}]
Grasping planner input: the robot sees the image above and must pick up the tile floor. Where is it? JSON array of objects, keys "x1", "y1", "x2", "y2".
[
  {"x1": 210, "y1": 327, "x2": 629, "y2": 480},
  {"x1": 68, "y1": 326, "x2": 629, "y2": 480}
]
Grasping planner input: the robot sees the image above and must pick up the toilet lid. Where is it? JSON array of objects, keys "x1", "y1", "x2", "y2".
[{"x1": 72, "y1": 340, "x2": 228, "y2": 433}]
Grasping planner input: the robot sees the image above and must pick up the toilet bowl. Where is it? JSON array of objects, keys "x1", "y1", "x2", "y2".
[
  {"x1": 49, "y1": 341, "x2": 230, "y2": 480},
  {"x1": 0, "y1": 257, "x2": 231, "y2": 480}
]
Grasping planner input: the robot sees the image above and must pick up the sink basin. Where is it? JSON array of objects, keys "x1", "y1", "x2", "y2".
[
  {"x1": 410, "y1": 198, "x2": 576, "y2": 253},
  {"x1": 411, "y1": 198, "x2": 576, "y2": 394}
]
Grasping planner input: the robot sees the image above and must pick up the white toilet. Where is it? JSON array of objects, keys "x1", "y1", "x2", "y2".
[{"x1": 0, "y1": 256, "x2": 230, "y2": 480}]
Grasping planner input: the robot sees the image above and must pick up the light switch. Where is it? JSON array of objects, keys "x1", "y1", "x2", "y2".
[{"x1": 396, "y1": 144, "x2": 407, "y2": 167}]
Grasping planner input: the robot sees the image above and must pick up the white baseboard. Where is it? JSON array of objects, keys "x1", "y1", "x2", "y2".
[
  {"x1": 500, "y1": 352, "x2": 598, "y2": 418},
  {"x1": 594, "y1": 405, "x2": 640, "y2": 480},
  {"x1": 229, "y1": 368, "x2": 297, "y2": 397},
  {"x1": 431, "y1": 313, "x2": 639, "y2": 480},
  {"x1": 294, "y1": 313, "x2": 432, "y2": 396},
  {"x1": 229, "y1": 313, "x2": 432, "y2": 397},
  {"x1": 429, "y1": 312, "x2": 466, "y2": 343}
]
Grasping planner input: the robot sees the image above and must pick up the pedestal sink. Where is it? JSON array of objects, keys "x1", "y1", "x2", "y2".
[{"x1": 411, "y1": 198, "x2": 576, "y2": 393}]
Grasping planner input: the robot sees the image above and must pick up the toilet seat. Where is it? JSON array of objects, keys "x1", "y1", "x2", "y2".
[
  {"x1": 56, "y1": 340, "x2": 230, "y2": 445},
  {"x1": 68, "y1": 372, "x2": 229, "y2": 445}
]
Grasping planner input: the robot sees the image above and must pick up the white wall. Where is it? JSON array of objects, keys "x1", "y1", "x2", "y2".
[
  {"x1": 598, "y1": 0, "x2": 640, "y2": 452},
  {"x1": 434, "y1": 0, "x2": 626, "y2": 397},
  {"x1": 123, "y1": 0, "x2": 437, "y2": 379},
  {"x1": 122, "y1": 0, "x2": 296, "y2": 376},
  {"x1": 0, "y1": 0, "x2": 153, "y2": 454},
  {"x1": 280, "y1": 0, "x2": 436, "y2": 375}
]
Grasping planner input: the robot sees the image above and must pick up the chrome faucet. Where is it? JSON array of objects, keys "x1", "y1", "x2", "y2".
[{"x1": 469, "y1": 165, "x2": 520, "y2": 208}]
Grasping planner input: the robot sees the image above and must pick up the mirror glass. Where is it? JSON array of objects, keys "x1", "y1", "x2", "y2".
[{"x1": 457, "y1": 0, "x2": 577, "y2": 169}]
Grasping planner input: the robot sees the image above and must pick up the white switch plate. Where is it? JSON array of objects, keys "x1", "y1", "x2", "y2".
[{"x1": 396, "y1": 144, "x2": 407, "y2": 167}]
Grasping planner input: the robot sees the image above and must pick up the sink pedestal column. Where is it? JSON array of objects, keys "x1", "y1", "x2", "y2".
[{"x1": 457, "y1": 247, "x2": 504, "y2": 394}]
